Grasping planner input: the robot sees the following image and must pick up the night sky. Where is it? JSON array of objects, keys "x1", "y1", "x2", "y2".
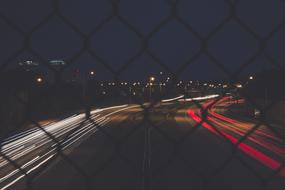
[{"x1": 0, "y1": 0, "x2": 285, "y2": 82}]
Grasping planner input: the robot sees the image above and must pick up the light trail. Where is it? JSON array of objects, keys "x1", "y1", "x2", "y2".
[
  {"x1": 0, "y1": 104, "x2": 137, "y2": 190},
  {"x1": 161, "y1": 94, "x2": 220, "y2": 103},
  {"x1": 187, "y1": 97, "x2": 285, "y2": 177},
  {"x1": 179, "y1": 94, "x2": 220, "y2": 102},
  {"x1": 162, "y1": 95, "x2": 185, "y2": 102},
  {"x1": 208, "y1": 97, "x2": 285, "y2": 156},
  {"x1": 207, "y1": 116, "x2": 285, "y2": 157}
]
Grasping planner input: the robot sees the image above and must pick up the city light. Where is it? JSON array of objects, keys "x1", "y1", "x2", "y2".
[
  {"x1": 150, "y1": 76, "x2": 155, "y2": 82},
  {"x1": 236, "y1": 84, "x2": 243, "y2": 88},
  {"x1": 36, "y1": 77, "x2": 43, "y2": 83},
  {"x1": 249, "y1": 76, "x2": 254, "y2": 80},
  {"x1": 90, "y1": 71, "x2": 95, "y2": 75}
]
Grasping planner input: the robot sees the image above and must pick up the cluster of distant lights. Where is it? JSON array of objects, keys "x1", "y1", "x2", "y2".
[
  {"x1": 98, "y1": 81, "x2": 232, "y2": 89},
  {"x1": 18, "y1": 62, "x2": 255, "y2": 88},
  {"x1": 32, "y1": 65, "x2": 255, "y2": 90},
  {"x1": 97, "y1": 76, "x2": 256, "y2": 89},
  {"x1": 89, "y1": 73, "x2": 253, "y2": 88},
  {"x1": 34, "y1": 78, "x2": 253, "y2": 90}
]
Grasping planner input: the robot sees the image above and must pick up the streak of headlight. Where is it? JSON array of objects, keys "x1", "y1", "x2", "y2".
[
  {"x1": 178, "y1": 94, "x2": 219, "y2": 102},
  {"x1": 0, "y1": 156, "x2": 39, "y2": 183},
  {"x1": 0, "y1": 155, "x2": 55, "y2": 190},
  {"x1": 0, "y1": 114, "x2": 104, "y2": 167},
  {"x1": 0, "y1": 117, "x2": 109, "y2": 188},
  {"x1": 91, "y1": 104, "x2": 129, "y2": 114},
  {"x1": 162, "y1": 95, "x2": 185, "y2": 102},
  {"x1": 0, "y1": 104, "x2": 135, "y2": 188},
  {"x1": 0, "y1": 145, "x2": 36, "y2": 167}
]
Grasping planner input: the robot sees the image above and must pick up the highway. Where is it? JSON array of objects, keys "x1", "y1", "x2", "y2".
[
  {"x1": 1, "y1": 96, "x2": 285, "y2": 190},
  {"x1": 0, "y1": 104, "x2": 141, "y2": 190}
]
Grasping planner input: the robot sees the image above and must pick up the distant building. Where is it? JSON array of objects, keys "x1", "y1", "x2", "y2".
[
  {"x1": 49, "y1": 60, "x2": 66, "y2": 71},
  {"x1": 49, "y1": 60, "x2": 66, "y2": 66},
  {"x1": 18, "y1": 60, "x2": 39, "y2": 71}
]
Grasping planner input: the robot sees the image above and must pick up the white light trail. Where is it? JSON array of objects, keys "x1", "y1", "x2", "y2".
[
  {"x1": 161, "y1": 95, "x2": 185, "y2": 102},
  {"x1": 0, "y1": 104, "x2": 137, "y2": 190},
  {"x1": 178, "y1": 94, "x2": 220, "y2": 102}
]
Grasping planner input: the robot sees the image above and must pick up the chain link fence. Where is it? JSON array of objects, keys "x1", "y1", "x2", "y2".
[{"x1": 1, "y1": 0, "x2": 285, "y2": 189}]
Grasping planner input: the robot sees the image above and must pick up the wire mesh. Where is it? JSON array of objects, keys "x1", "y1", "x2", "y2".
[{"x1": 0, "y1": 0, "x2": 285, "y2": 190}]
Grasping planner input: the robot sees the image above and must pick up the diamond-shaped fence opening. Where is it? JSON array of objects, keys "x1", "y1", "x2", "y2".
[
  {"x1": 0, "y1": 0, "x2": 54, "y2": 33},
  {"x1": 148, "y1": 20, "x2": 201, "y2": 71},
  {"x1": 59, "y1": 0, "x2": 113, "y2": 34},
  {"x1": 0, "y1": 0, "x2": 285, "y2": 190},
  {"x1": 90, "y1": 18, "x2": 142, "y2": 71},
  {"x1": 177, "y1": 0, "x2": 230, "y2": 38},
  {"x1": 119, "y1": 0, "x2": 171, "y2": 36}
]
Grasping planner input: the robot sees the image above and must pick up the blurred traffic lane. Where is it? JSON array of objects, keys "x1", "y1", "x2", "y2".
[
  {"x1": 1, "y1": 96, "x2": 285, "y2": 190},
  {"x1": 0, "y1": 104, "x2": 141, "y2": 190},
  {"x1": 187, "y1": 97, "x2": 285, "y2": 177}
]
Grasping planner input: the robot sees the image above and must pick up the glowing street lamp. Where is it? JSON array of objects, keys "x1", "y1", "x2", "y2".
[
  {"x1": 150, "y1": 76, "x2": 155, "y2": 82},
  {"x1": 90, "y1": 71, "x2": 95, "y2": 76},
  {"x1": 149, "y1": 76, "x2": 155, "y2": 101},
  {"x1": 249, "y1": 76, "x2": 254, "y2": 80},
  {"x1": 36, "y1": 77, "x2": 43, "y2": 83}
]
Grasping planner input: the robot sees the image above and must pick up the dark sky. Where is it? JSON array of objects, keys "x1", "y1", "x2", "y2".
[{"x1": 0, "y1": 0, "x2": 285, "y2": 82}]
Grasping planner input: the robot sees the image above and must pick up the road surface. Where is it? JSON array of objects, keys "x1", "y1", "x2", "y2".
[{"x1": 1, "y1": 97, "x2": 285, "y2": 190}]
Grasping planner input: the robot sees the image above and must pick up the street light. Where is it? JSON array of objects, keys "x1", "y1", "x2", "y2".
[
  {"x1": 90, "y1": 71, "x2": 95, "y2": 76},
  {"x1": 36, "y1": 77, "x2": 43, "y2": 83},
  {"x1": 249, "y1": 76, "x2": 254, "y2": 80},
  {"x1": 149, "y1": 76, "x2": 155, "y2": 101},
  {"x1": 236, "y1": 84, "x2": 243, "y2": 88}
]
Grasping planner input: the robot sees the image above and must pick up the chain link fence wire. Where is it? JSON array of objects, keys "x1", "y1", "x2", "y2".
[{"x1": 1, "y1": 0, "x2": 285, "y2": 189}]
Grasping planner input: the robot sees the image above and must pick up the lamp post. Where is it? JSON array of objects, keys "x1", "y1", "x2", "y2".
[
  {"x1": 84, "y1": 70, "x2": 96, "y2": 119},
  {"x1": 149, "y1": 76, "x2": 155, "y2": 101},
  {"x1": 36, "y1": 77, "x2": 43, "y2": 83},
  {"x1": 90, "y1": 71, "x2": 95, "y2": 76}
]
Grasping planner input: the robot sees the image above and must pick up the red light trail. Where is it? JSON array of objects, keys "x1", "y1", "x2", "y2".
[{"x1": 187, "y1": 97, "x2": 285, "y2": 177}]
